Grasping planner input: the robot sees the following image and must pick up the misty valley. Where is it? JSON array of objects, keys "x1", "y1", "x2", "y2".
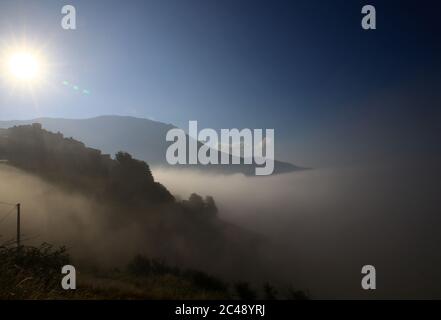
[
  {"x1": 0, "y1": 0, "x2": 440, "y2": 309},
  {"x1": 0, "y1": 117, "x2": 440, "y2": 300},
  {"x1": 0, "y1": 123, "x2": 308, "y2": 299}
]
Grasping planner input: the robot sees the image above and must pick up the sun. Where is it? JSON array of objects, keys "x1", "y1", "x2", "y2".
[
  {"x1": 1, "y1": 45, "x2": 48, "y2": 88},
  {"x1": 7, "y1": 51, "x2": 41, "y2": 81}
]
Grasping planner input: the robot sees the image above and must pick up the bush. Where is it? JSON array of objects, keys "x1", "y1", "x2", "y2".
[
  {"x1": 127, "y1": 255, "x2": 228, "y2": 294},
  {"x1": 0, "y1": 243, "x2": 70, "y2": 299},
  {"x1": 183, "y1": 270, "x2": 228, "y2": 293},
  {"x1": 127, "y1": 255, "x2": 179, "y2": 277}
]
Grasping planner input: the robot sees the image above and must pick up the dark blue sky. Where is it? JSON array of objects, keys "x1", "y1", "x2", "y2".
[{"x1": 0, "y1": 0, "x2": 439, "y2": 166}]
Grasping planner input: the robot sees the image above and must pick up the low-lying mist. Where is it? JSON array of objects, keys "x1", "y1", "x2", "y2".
[
  {"x1": 154, "y1": 164, "x2": 441, "y2": 299},
  {"x1": 0, "y1": 164, "x2": 178, "y2": 269},
  {"x1": 0, "y1": 163, "x2": 271, "y2": 285},
  {"x1": 1, "y1": 161, "x2": 440, "y2": 299}
]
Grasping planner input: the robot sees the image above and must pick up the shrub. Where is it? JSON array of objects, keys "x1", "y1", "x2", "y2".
[{"x1": 0, "y1": 243, "x2": 70, "y2": 299}]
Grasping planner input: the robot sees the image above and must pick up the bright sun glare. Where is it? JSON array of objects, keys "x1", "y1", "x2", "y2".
[
  {"x1": 1, "y1": 45, "x2": 47, "y2": 88},
  {"x1": 7, "y1": 51, "x2": 41, "y2": 81}
]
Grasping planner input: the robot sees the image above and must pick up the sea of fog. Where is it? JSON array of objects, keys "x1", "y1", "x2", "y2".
[
  {"x1": 1, "y1": 163, "x2": 439, "y2": 298},
  {"x1": 154, "y1": 165, "x2": 441, "y2": 299}
]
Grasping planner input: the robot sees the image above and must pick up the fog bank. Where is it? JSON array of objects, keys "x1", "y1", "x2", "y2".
[
  {"x1": 1, "y1": 161, "x2": 440, "y2": 298},
  {"x1": 154, "y1": 164, "x2": 441, "y2": 299}
]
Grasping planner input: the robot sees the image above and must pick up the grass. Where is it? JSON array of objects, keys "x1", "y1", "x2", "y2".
[
  {"x1": 0, "y1": 243, "x2": 69, "y2": 299},
  {"x1": 0, "y1": 244, "x2": 229, "y2": 299},
  {"x1": 0, "y1": 243, "x2": 307, "y2": 300}
]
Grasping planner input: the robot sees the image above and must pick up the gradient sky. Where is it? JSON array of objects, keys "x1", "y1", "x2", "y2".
[{"x1": 0, "y1": 0, "x2": 440, "y2": 166}]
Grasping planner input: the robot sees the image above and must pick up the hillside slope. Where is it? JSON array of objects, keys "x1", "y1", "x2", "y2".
[{"x1": 0, "y1": 124, "x2": 265, "y2": 280}]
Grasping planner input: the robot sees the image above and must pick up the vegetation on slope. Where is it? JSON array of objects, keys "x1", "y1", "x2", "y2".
[{"x1": 0, "y1": 244, "x2": 307, "y2": 300}]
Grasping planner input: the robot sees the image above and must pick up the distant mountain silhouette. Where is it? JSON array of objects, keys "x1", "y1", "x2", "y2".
[{"x1": 0, "y1": 116, "x2": 303, "y2": 176}]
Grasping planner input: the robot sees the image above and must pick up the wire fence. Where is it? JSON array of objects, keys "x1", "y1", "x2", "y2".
[
  {"x1": 0, "y1": 201, "x2": 42, "y2": 247},
  {"x1": 0, "y1": 200, "x2": 16, "y2": 207},
  {"x1": 0, "y1": 206, "x2": 16, "y2": 226}
]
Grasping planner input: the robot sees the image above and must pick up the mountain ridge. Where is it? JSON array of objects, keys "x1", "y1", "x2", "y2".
[{"x1": 0, "y1": 115, "x2": 304, "y2": 176}]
